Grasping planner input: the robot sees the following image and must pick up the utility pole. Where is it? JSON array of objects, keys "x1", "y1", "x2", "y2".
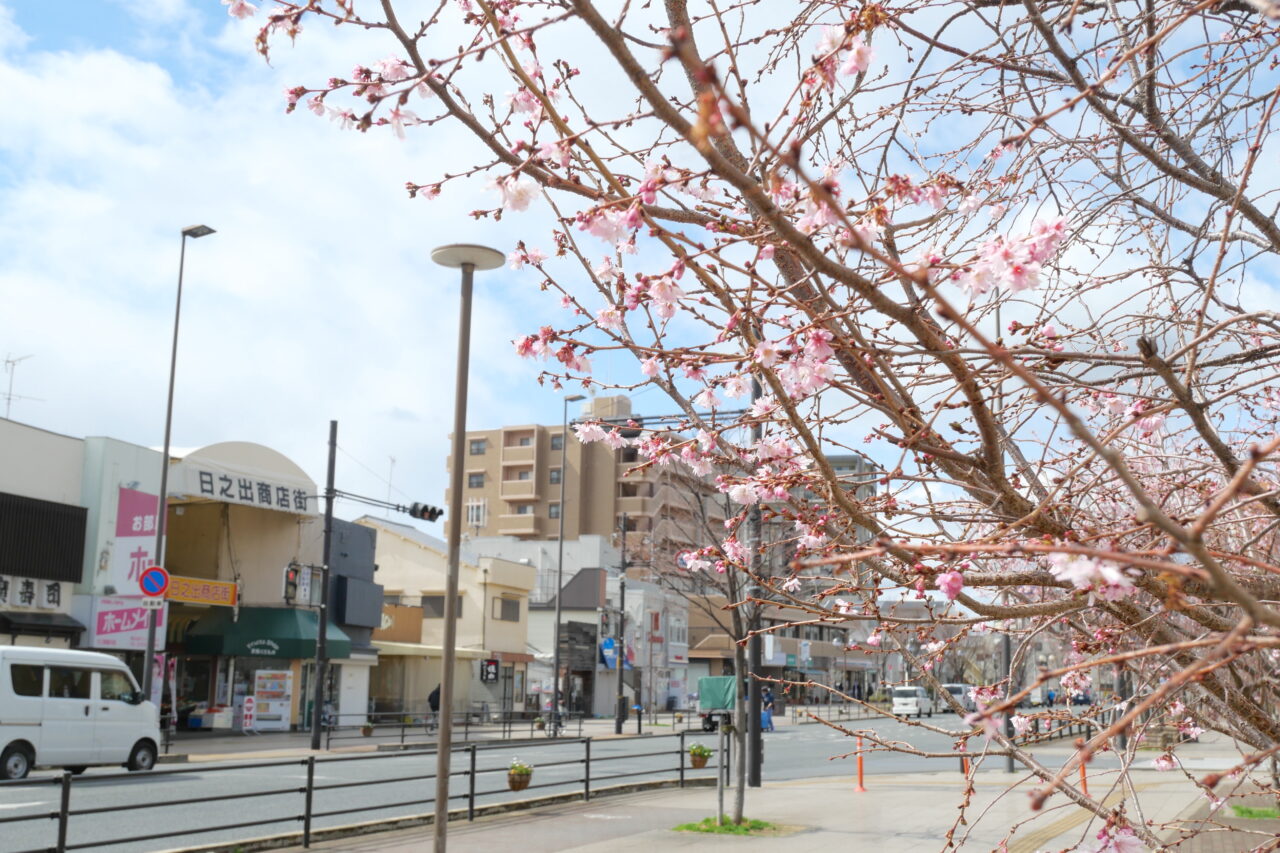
[
  {"x1": 310, "y1": 420, "x2": 336, "y2": 751},
  {"x1": 1004, "y1": 629, "x2": 1015, "y2": 772},
  {"x1": 614, "y1": 513, "x2": 628, "y2": 735},
  {"x1": 748, "y1": 377, "x2": 763, "y2": 787}
]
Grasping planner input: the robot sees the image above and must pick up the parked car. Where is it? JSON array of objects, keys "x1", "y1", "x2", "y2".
[
  {"x1": 891, "y1": 686, "x2": 935, "y2": 718},
  {"x1": 940, "y1": 683, "x2": 976, "y2": 713},
  {"x1": 1, "y1": 647, "x2": 160, "y2": 780}
]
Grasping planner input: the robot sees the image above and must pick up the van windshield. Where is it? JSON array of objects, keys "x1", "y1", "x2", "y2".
[
  {"x1": 945, "y1": 686, "x2": 965, "y2": 696},
  {"x1": 892, "y1": 688, "x2": 919, "y2": 699}
]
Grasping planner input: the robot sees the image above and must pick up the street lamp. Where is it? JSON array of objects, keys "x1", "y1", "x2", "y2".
[
  {"x1": 143, "y1": 224, "x2": 215, "y2": 702},
  {"x1": 429, "y1": 242, "x2": 503, "y2": 853},
  {"x1": 550, "y1": 393, "x2": 585, "y2": 735}
]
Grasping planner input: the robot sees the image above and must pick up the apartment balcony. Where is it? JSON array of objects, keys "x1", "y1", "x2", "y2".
[
  {"x1": 497, "y1": 514, "x2": 542, "y2": 537},
  {"x1": 616, "y1": 495, "x2": 652, "y2": 515},
  {"x1": 500, "y1": 479, "x2": 539, "y2": 500},
  {"x1": 502, "y1": 445, "x2": 537, "y2": 464}
]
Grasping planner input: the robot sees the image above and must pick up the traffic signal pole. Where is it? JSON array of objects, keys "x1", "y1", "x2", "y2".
[
  {"x1": 615, "y1": 514, "x2": 628, "y2": 735},
  {"x1": 310, "y1": 420, "x2": 337, "y2": 751}
]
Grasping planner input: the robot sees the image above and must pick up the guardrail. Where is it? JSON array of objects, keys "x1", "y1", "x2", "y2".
[
  {"x1": 322, "y1": 710, "x2": 588, "y2": 749},
  {"x1": 0, "y1": 731, "x2": 725, "y2": 853}
]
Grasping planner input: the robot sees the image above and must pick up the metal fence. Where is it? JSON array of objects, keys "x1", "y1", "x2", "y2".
[
  {"x1": 0, "y1": 731, "x2": 724, "y2": 853},
  {"x1": 322, "y1": 710, "x2": 589, "y2": 748}
]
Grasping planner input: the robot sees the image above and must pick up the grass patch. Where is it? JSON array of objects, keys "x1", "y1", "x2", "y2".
[
  {"x1": 674, "y1": 816, "x2": 777, "y2": 835},
  {"x1": 1231, "y1": 805, "x2": 1280, "y2": 820}
]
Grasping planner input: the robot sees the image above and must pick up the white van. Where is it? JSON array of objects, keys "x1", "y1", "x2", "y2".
[
  {"x1": 891, "y1": 686, "x2": 935, "y2": 718},
  {"x1": 0, "y1": 647, "x2": 160, "y2": 780}
]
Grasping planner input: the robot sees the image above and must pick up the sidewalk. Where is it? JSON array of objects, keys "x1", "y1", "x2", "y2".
[{"x1": 280, "y1": 769, "x2": 1198, "y2": 852}]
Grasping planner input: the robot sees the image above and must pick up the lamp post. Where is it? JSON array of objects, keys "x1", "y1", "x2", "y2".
[
  {"x1": 429, "y1": 243, "x2": 503, "y2": 853},
  {"x1": 614, "y1": 513, "x2": 628, "y2": 735},
  {"x1": 143, "y1": 224, "x2": 215, "y2": 702},
  {"x1": 551, "y1": 393, "x2": 585, "y2": 735}
]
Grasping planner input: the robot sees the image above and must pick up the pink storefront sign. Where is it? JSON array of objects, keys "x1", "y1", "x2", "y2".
[{"x1": 91, "y1": 596, "x2": 167, "y2": 650}]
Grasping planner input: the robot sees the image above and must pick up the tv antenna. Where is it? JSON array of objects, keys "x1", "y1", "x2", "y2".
[{"x1": 3, "y1": 354, "x2": 40, "y2": 420}]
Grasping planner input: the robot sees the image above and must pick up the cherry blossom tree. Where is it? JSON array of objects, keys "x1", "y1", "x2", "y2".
[{"x1": 249, "y1": 0, "x2": 1280, "y2": 846}]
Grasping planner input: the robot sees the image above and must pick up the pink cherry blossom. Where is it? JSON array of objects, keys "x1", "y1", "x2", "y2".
[
  {"x1": 223, "y1": 0, "x2": 257, "y2": 19},
  {"x1": 727, "y1": 483, "x2": 760, "y2": 505},
  {"x1": 640, "y1": 357, "x2": 660, "y2": 377},
  {"x1": 721, "y1": 537, "x2": 747, "y2": 562},
  {"x1": 596, "y1": 306, "x2": 623, "y2": 330},
  {"x1": 1152, "y1": 754, "x2": 1176, "y2": 771},
  {"x1": 493, "y1": 175, "x2": 539, "y2": 212},
  {"x1": 387, "y1": 106, "x2": 418, "y2": 140},
  {"x1": 840, "y1": 37, "x2": 874, "y2": 75},
  {"x1": 753, "y1": 340, "x2": 781, "y2": 366},
  {"x1": 864, "y1": 632, "x2": 882, "y2": 647},
  {"x1": 573, "y1": 423, "x2": 606, "y2": 443},
  {"x1": 936, "y1": 570, "x2": 965, "y2": 601},
  {"x1": 1011, "y1": 714, "x2": 1032, "y2": 735},
  {"x1": 376, "y1": 56, "x2": 412, "y2": 81},
  {"x1": 781, "y1": 576, "x2": 802, "y2": 593}
]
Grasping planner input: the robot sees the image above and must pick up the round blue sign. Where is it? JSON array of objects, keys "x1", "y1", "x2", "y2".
[{"x1": 139, "y1": 566, "x2": 170, "y2": 597}]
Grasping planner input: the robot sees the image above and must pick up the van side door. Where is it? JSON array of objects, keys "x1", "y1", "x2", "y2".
[
  {"x1": 94, "y1": 669, "x2": 142, "y2": 764},
  {"x1": 42, "y1": 666, "x2": 96, "y2": 766}
]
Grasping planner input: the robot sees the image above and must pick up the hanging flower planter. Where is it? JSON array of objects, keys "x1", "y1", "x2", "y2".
[{"x1": 508, "y1": 757, "x2": 534, "y2": 791}]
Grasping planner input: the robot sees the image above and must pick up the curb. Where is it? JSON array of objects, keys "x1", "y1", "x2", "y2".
[{"x1": 155, "y1": 776, "x2": 718, "y2": 853}]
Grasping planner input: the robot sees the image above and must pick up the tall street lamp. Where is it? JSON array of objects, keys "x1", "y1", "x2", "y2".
[
  {"x1": 143, "y1": 224, "x2": 215, "y2": 702},
  {"x1": 429, "y1": 242, "x2": 503, "y2": 853},
  {"x1": 550, "y1": 393, "x2": 585, "y2": 734}
]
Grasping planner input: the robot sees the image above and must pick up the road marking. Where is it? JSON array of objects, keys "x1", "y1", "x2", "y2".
[
  {"x1": 0, "y1": 802, "x2": 49, "y2": 810},
  {"x1": 581, "y1": 813, "x2": 632, "y2": 820}
]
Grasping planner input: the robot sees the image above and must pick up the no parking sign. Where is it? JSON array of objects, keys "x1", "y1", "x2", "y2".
[{"x1": 139, "y1": 566, "x2": 170, "y2": 597}]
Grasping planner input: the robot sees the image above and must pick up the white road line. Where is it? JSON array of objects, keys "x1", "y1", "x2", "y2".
[{"x1": 0, "y1": 801, "x2": 49, "y2": 810}]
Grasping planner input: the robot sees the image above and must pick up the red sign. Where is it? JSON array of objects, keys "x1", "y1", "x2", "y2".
[
  {"x1": 139, "y1": 566, "x2": 170, "y2": 597},
  {"x1": 242, "y1": 695, "x2": 256, "y2": 731}
]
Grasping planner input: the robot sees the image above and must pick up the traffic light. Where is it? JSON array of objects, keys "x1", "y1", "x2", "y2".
[
  {"x1": 407, "y1": 502, "x2": 444, "y2": 522},
  {"x1": 283, "y1": 563, "x2": 300, "y2": 603}
]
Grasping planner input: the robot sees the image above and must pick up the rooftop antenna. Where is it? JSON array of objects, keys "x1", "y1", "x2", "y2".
[{"x1": 3, "y1": 354, "x2": 39, "y2": 420}]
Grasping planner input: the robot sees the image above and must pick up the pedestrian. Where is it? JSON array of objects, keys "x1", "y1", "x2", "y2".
[
  {"x1": 428, "y1": 684, "x2": 440, "y2": 731},
  {"x1": 762, "y1": 686, "x2": 776, "y2": 732}
]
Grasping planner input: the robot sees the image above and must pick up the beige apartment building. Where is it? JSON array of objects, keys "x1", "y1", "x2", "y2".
[
  {"x1": 447, "y1": 396, "x2": 724, "y2": 572},
  {"x1": 356, "y1": 516, "x2": 536, "y2": 715}
]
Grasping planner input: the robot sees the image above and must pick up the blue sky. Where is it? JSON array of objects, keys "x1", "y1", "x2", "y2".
[{"x1": 0, "y1": 0, "x2": 605, "y2": 525}]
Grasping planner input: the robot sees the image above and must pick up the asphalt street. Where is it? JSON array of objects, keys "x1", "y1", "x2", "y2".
[{"x1": 0, "y1": 713, "x2": 1118, "y2": 853}]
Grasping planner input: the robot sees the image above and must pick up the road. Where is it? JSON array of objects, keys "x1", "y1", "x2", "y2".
[{"x1": 0, "y1": 713, "x2": 1116, "y2": 853}]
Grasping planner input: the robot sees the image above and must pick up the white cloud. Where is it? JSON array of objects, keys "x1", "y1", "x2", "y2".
[{"x1": 0, "y1": 4, "x2": 560, "y2": 522}]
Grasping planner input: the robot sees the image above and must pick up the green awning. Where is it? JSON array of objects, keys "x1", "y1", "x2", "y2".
[{"x1": 185, "y1": 607, "x2": 351, "y2": 660}]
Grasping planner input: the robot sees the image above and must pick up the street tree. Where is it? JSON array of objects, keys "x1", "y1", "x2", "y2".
[{"x1": 247, "y1": 0, "x2": 1280, "y2": 846}]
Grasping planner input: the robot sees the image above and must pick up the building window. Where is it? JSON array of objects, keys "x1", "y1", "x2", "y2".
[
  {"x1": 423, "y1": 595, "x2": 463, "y2": 618},
  {"x1": 515, "y1": 504, "x2": 532, "y2": 515},
  {"x1": 551, "y1": 434, "x2": 564, "y2": 451},
  {"x1": 548, "y1": 503, "x2": 561, "y2": 519},
  {"x1": 549, "y1": 468, "x2": 562, "y2": 485},
  {"x1": 493, "y1": 597, "x2": 520, "y2": 622},
  {"x1": 468, "y1": 473, "x2": 484, "y2": 488},
  {"x1": 518, "y1": 436, "x2": 532, "y2": 446},
  {"x1": 465, "y1": 500, "x2": 486, "y2": 528},
  {"x1": 470, "y1": 439, "x2": 487, "y2": 455},
  {"x1": 517, "y1": 470, "x2": 531, "y2": 481}
]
